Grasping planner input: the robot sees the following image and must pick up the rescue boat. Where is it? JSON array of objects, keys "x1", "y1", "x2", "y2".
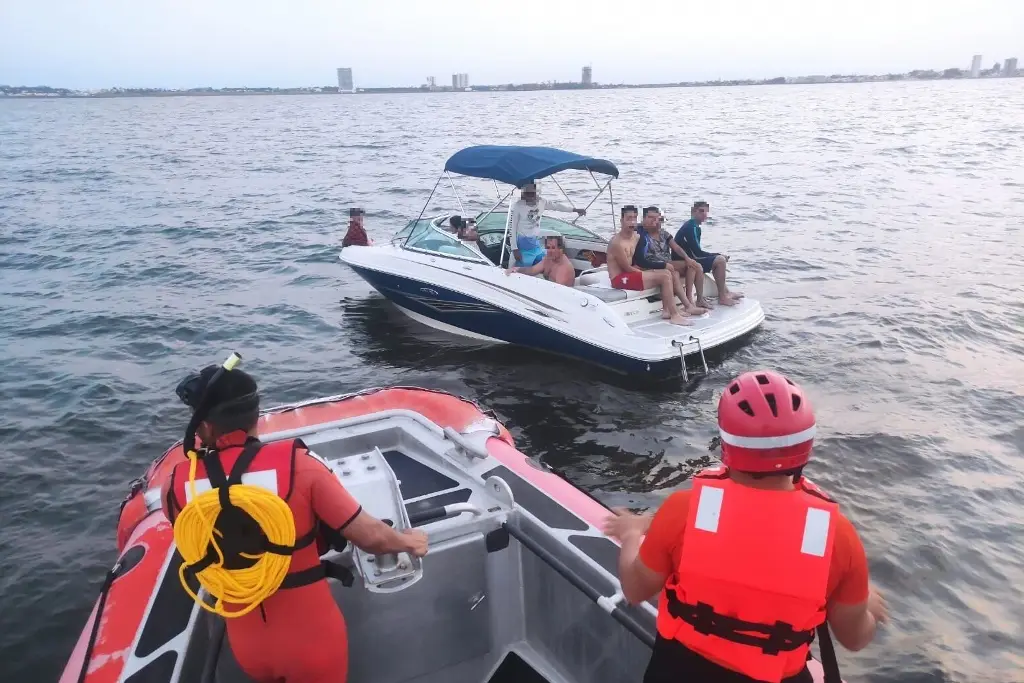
[{"x1": 61, "y1": 386, "x2": 842, "y2": 683}]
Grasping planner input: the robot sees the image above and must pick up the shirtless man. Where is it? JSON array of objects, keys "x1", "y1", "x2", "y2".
[
  {"x1": 607, "y1": 205, "x2": 690, "y2": 326},
  {"x1": 505, "y1": 235, "x2": 575, "y2": 287}
]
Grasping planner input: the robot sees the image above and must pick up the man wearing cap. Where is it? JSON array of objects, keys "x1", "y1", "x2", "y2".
[
  {"x1": 163, "y1": 363, "x2": 428, "y2": 682},
  {"x1": 509, "y1": 180, "x2": 586, "y2": 267}
]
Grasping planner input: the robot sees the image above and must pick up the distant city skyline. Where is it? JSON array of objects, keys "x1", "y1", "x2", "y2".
[{"x1": 1, "y1": 0, "x2": 1021, "y2": 90}]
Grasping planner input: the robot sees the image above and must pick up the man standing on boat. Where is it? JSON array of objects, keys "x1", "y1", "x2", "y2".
[
  {"x1": 509, "y1": 180, "x2": 585, "y2": 267},
  {"x1": 603, "y1": 370, "x2": 888, "y2": 683},
  {"x1": 162, "y1": 361, "x2": 428, "y2": 683}
]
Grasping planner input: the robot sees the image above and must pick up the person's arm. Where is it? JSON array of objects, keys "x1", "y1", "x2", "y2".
[
  {"x1": 302, "y1": 449, "x2": 427, "y2": 557},
  {"x1": 509, "y1": 204, "x2": 521, "y2": 260},
  {"x1": 668, "y1": 236, "x2": 698, "y2": 266},
  {"x1": 603, "y1": 492, "x2": 689, "y2": 604},
  {"x1": 634, "y1": 232, "x2": 668, "y2": 270},
  {"x1": 506, "y1": 261, "x2": 545, "y2": 276},
  {"x1": 824, "y1": 516, "x2": 887, "y2": 651},
  {"x1": 542, "y1": 197, "x2": 585, "y2": 215}
]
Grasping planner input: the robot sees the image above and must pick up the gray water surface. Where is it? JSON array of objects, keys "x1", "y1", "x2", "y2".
[{"x1": 1, "y1": 80, "x2": 1023, "y2": 682}]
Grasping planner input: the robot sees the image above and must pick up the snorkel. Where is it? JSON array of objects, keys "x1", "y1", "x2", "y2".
[{"x1": 179, "y1": 352, "x2": 243, "y2": 460}]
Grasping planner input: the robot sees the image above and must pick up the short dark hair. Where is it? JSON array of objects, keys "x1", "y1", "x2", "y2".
[
  {"x1": 643, "y1": 206, "x2": 660, "y2": 217},
  {"x1": 621, "y1": 204, "x2": 638, "y2": 217},
  {"x1": 449, "y1": 215, "x2": 463, "y2": 228},
  {"x1": 349, "y1": 207, "x2": 364, "y2": 216},
  {"x1": 692, "y1": 201, "x2": 709, "y2": 211}
]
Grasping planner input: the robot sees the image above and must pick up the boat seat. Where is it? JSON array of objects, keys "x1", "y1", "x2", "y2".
[{"x1": 574, "y1": 270, "x2": 660, "y2": 302}]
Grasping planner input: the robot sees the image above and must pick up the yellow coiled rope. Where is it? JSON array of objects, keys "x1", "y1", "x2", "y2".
[{"x1": 174, "y1": 450, "x2": 298, "y2": 618}]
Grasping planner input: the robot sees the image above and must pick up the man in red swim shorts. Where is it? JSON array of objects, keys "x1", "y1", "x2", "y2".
[
  {"x1": 163, "y1": 362, "x2": 428, "y2": 683},
  {"x1": 606, "y1": 205, "x2": 691, "y2": 326}
]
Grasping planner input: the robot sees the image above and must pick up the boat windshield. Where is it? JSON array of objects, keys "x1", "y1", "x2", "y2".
[
  {"x1": 393, "y1": 218, "x2": 434, "y2": 243},
  {"x1": 404, "y1": 223, "x2": 488, "y2": 262},
  {"x1": 474, "y1": 211, "x2": 604, "y2": 241}
]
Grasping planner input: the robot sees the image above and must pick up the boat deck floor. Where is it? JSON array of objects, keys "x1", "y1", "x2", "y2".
[{"x1": 626, "y1": 296, "x2": 761, "y2": 340}]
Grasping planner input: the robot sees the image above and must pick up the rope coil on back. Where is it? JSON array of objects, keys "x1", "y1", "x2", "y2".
[
  {"x1": 175, "y1": 454, "x2": 298, "y2": 617},
  {"x1": 172, "y1": 353, "x2": 300, "y2": 618}
]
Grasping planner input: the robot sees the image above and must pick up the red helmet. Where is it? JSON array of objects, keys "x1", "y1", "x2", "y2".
[{"x1": 718, "y1": 370, "x2": 816, "y2": 473}]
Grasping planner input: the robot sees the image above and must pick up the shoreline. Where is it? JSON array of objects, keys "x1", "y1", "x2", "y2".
[{"x1": 3, "y1": 72, "x2": 1020, "y2": 99}]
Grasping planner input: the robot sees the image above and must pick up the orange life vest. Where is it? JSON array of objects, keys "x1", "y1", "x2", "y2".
[
  {"x1": 166, "y1": 432, "x2": 327, "y2": 594},
  {"x1": 655, "y1": 466, "x2": 838, "y2": 682}
]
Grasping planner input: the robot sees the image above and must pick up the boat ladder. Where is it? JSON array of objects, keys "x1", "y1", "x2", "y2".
[{"x1": 671, "y1": 335, "x2": 709, "y2": 382}]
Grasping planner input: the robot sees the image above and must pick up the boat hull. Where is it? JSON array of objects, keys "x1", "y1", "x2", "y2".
[{"x1": 348, "y1": 262, "x2": 691, "y2": 378}]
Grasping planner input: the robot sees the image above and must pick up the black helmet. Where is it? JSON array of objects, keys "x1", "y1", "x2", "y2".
[{"x1": 176, "y1": 364, "x2": 259, "y2": 431}]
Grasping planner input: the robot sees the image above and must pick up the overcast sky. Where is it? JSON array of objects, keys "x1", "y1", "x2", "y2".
[{"x1": 2, "y1": 0, "x2": 1022, "y2": 89}]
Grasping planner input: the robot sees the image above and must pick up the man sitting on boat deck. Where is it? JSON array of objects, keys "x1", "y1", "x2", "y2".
[
  {"x1": 509, "y1": 180, "x2": 586, "y2": 267},
  {"x1": 635, "y1": 206, "x2": 708, "y2": 316},
  {"x1": 675, "y1": 200, "x2": 743, "y2": 306},
  {"x1": 505, "y1": 235, "x2": 575, "y2": 287},
  {"x1": 607, "y1": 205, "x2": 690, "y2": 326},
  {"x1": 603, "y1": 370, "x2": 888, "y2": 683}
]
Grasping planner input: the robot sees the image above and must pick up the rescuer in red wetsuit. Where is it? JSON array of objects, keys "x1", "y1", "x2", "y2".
[
  {"x1": 604, "y1": 370, "x2": 889, "y2": 683},
  {"x1": 162, "y1": 360, "x2": 428, "y2": 683}
]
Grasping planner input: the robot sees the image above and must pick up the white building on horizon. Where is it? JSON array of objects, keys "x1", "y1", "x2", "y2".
[
  {"x1": 1006, "y1": 58, "x2": 1019, "y2": 77},
  {"x1": 451, "y1": 73, "x2": 469, "y2": 89},
  {"x1": 582, "y1": 65, "x2": 593, "y2": 85},
  {"x1": 337, "y1": 67, "x2": 354, "y2": 92},
  {"x1": 970, "y1": 55, "x2": 982, "y2": 78}
]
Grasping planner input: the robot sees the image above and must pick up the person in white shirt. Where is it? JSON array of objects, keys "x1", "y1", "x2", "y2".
[{"x1": 509, "y1": 180, "x2": 585, "y2": 266}]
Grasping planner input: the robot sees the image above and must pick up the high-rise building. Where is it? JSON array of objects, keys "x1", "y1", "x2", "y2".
[
  {"x1": 426, "y1": 76, "x2": 436, "y2": 89},
  {"x1": 451, "y1": 73, "x2": 469, "y2": 89},
  {"x1": 582, "y1": 65, "x2": 593, "y2": 86},
  {"x1": 1005, "y1": 58, "x2": 1019, "y2": 77},
  {"x1": 337, "y1": 68, "x2": 354, "y2": 92},
  {"x1": 970, "y1": 54, "x2": 982, "y2": 78}
]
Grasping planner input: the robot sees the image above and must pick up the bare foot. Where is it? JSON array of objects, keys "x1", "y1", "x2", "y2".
[
  {"x1": 718, "y1": 295, "x2": 737, "y2": 306},
  {"x1": 730, "y1": 290, "x2": 745, "y2": 299},
  {"x1": 686, "y1": 304, "x2": 708, "y2": 316},
  {"x1": 669, "y1": 314, "x2": 693, "y2": 326},
  {"x1": 698, "y1": 297, "x2": 715, "y2": 308}
]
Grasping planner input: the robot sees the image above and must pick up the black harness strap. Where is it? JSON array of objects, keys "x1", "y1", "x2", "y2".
[
  {"x1": 280, "y1": 560, "x2": 355, "y2": 590},
  {"x1": 180, "y1": 438, "x2": 352, "y2": 593},
  {"x1": 666, "y1": 591, "x2": 816, "y2": 656}
]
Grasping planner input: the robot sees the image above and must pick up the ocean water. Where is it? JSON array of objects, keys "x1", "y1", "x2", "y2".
[{"x1": 1, "y1": 80, "x2": 1022, "y2": 682}]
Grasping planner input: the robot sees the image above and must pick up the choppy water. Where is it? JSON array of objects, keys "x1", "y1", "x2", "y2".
[{"x1": 2, "y1": 80, "x2": 1023, "y2": 683}]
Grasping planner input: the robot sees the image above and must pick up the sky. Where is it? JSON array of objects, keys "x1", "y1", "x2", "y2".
[{"x1": 1, "y1": 0, "x2": 1022, "y2": 89}]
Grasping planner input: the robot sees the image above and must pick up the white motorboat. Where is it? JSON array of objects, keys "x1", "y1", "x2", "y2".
[{"x1": 340, "y1": 146, "x2": 765, "y2": 379}]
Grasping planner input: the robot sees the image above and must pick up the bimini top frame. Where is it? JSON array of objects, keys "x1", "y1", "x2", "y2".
[{"x1": 403, "y1": 145, "x2": 621, "y2": 265}]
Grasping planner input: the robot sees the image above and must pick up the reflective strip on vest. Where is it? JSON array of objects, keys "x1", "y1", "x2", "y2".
[
  {"x1": 183, "y1": 469, "x2": 279, "y2": 504},
  {"x1": 691, "y1": 484, "x2": 833, "y2": 556}
]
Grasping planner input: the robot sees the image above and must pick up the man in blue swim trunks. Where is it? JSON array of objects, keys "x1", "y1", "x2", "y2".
[
  {"x1": 674, "y1": 201, "x2": 743, "y2": 306},
  {"x1": 509, "y1": 180, "x2": 586, "y2": 267}
]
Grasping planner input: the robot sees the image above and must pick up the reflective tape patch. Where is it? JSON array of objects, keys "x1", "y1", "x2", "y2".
[
  {"x1": 184, "y1": 469, "x2": 279, "y2": 503},
  {"x1": 694, "y1": 486, "x2": 725, "y2": 533},
  {"x1": 801, "y1": 507, "x2": 831, "y2": 557}
]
